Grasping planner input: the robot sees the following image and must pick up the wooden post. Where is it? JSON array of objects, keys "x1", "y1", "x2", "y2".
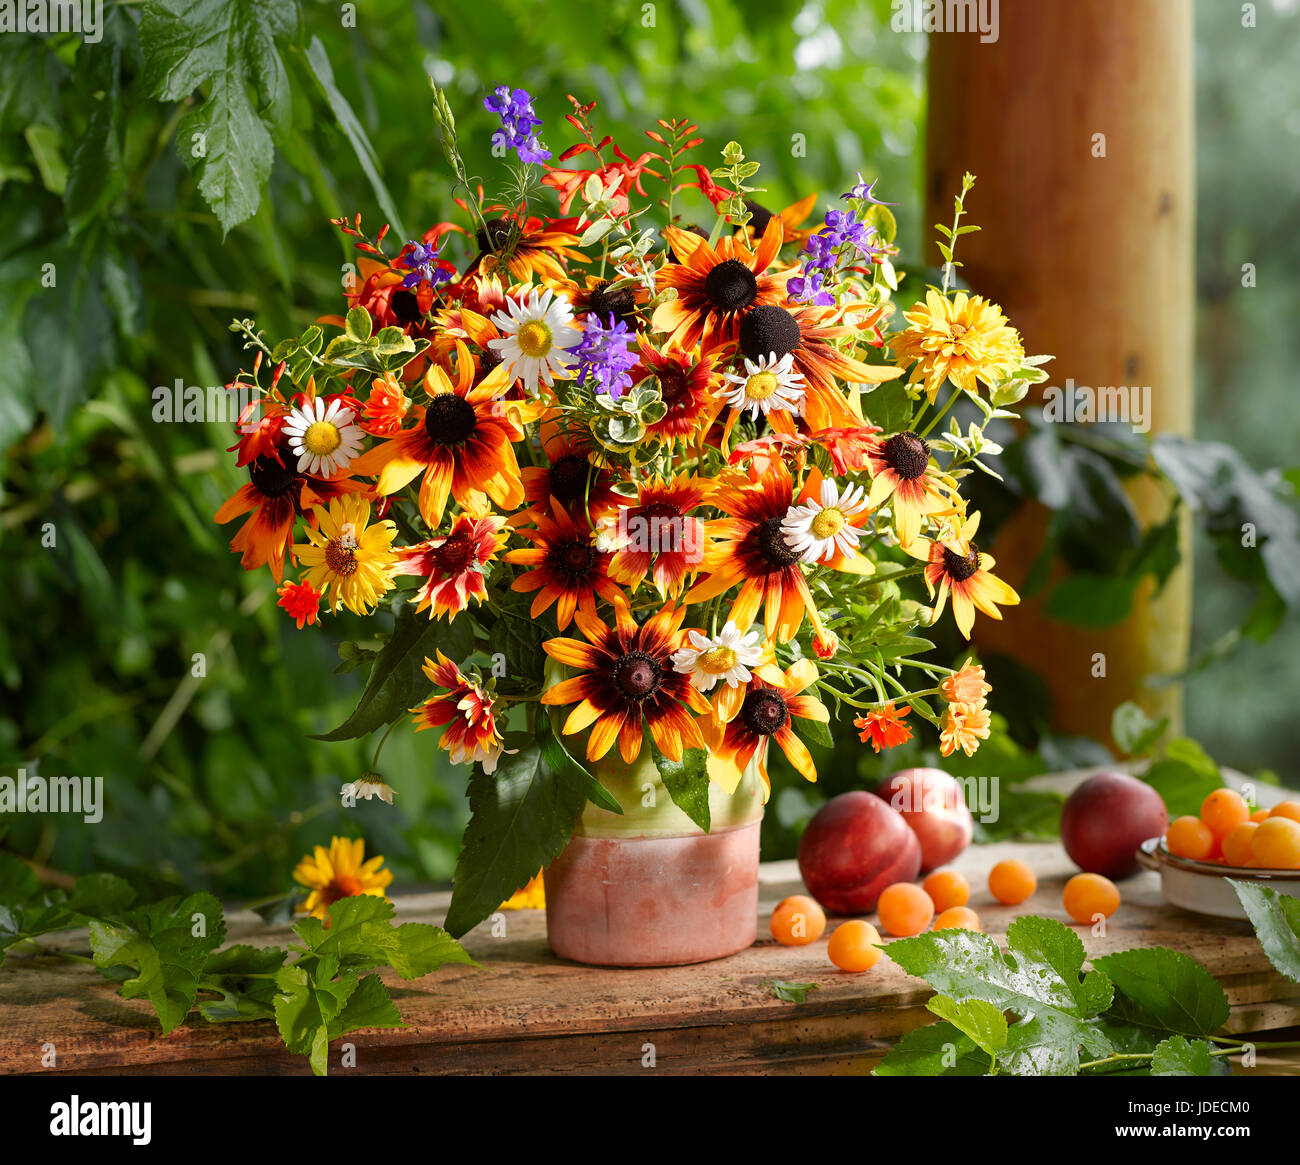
[{"x1": 925, "y1": 0, "x2": 1195, "y2": 744}]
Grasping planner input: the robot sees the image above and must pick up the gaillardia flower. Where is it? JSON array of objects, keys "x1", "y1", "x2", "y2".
[
  {"x1": 412, "y1": 652, "x2": 507, "y2": 773},
  {"x1": 294, "y1": 494, "x2": 398, "y2": 615},
  {"x1": 393, "y1": 512, "x2": 508, "y2": 619},
  {"x1": 293, "y1": 836, "x2": 393, "y2": 921},
  {"x1": 541, "y1": 597, "x2": 709, "y2": 764}
]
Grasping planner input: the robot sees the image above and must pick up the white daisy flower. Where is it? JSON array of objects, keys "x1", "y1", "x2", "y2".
[
  {"x1": 717, "y1": 351, "x2": 806, "y2": 420},
  {"x1": 340, "y1": 776, "x2": 396, "y2": 805},
  {"x1": 671, "y1": 621, "x2": 765, "y2": 692},
  {"x1": 781, "y1": 478, "x2": 872, "y2": 564},
  {"x1": 283, "y1": 397, "x2": 363, "y2": 477},
  {"x1": 488, "y1": 287, "x2": 581, "y2": 394}
]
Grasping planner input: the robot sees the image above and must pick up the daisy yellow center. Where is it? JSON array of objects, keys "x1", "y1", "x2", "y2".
[
  {"x1": 811, "y1": 507, "x2": 847, "y2": 539},
  {"x1": 324, "y1": 537, "x2": 359, "y2": 577},
  {"x1": 303, "y1": 420, "x2": 342, "y2": 456},
  {"x1": 699, "y1": 645, "x2": 738, "y2": 675},
  {"x1": 517, "y1": 320, "x2": 553, "y2": 358},
  {"x1": 744, "y1": 371, "x2": 779, "y2": 400}
]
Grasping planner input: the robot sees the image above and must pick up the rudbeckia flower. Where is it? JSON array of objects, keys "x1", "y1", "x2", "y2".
[
  {"x1": 488, "y1": 285, "x2": 581, "y2": 394},
  {"x1": 907, "y1": 511, "x2": 1020, "y2": 639},
  {"x1": 500, "y1": 872, "x2": 546, "y2": 910},
  {"x1": 411, "y1": 652, "x2": 508, "y2": 773},
  {"x1": 703, "y1": 659, "x2": 829, "y2": 796},
  {"x1": 652, "y1": 217, "x2": 794, "y2": 353},
  {"x1": 892, "y1": 289, "x2": 1024, "y2": 403},
  {"x1": 854, "y1": 703, "x2": 913, "y2": 753},
  {"x1": 505, "y1": 501, "x2": 623, "y2": 629},
  {"x1": 541, "y1": 596, "x2": 709, "y2": 764},
  {"x1": 683, "y1": 461, "x2": 829, "y2": 644},
  {"x1": 737, "y1": 192, "x2": 820, "y2": 247},
  {"x1": 518, "y1": 424, "x2": 622, "y2": 524},
  {"x1": 393, "y1": 512, "x2": 508, "y2": 620},
  {"x1": 861, "y1": 429, "x2": 960, "y2": 548},
  {"x1": 350, "y1": 355, "x2": 526, "y2": 529},
  {"x1": 603, "y1": 473, "x2": 714, "y2": 597},
  {"x1": 294, "y1": 494, "x2": 399, "y2": 616},
  {"x1": 293, "y1": 836, "x2": 393, "y2": 921},
  {"x1": 471, "y1": 213, "x2": 587, "y2": 284}
]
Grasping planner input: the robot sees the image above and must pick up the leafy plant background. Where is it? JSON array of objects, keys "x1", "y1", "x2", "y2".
[{"x1": 0, "y1": 0, "x2": 1294, "y2": 902}]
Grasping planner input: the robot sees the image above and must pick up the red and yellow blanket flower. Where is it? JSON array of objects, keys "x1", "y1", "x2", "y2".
[
  {"x1": 293, "y1": 836, "x2": 393, "y2": 920},
  {"x1": 393, "y1": 511, "x2": 509, "y2": 619},
  {"x1": 350, "y1": 355, "x2": 526, "y2": 528},
  {"x1": 629, "y1": 339, "x2": 720, "y2": 445},
  {"x1": 603, "y1": 473, "x2": 714, "y2": 597},
  {"x1": 411, "y1": 652, "x2": 507, "y2": 773},
  {"x1": 541, "y1": 596, "x2": 710, "y2": 764}
]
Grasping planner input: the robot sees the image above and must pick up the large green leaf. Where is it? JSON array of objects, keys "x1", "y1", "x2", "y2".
[
  {"x1": 1092, "y1": 947, "x2": 1230, "y2": 1038},
  {"x1": 873, "y1": 1020, "x2": 991, "y2": 1077},
  {"x1": 1229, "y1": 880, "x2": 1300, "y2": 984},
  {"x1": 652, "y1": 743, "x2": 711, "y2": 833}
]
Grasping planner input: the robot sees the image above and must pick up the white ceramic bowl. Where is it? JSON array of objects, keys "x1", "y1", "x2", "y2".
[{"x1": 1137, "y1": 836, "x2": 1300, "y2": 919}]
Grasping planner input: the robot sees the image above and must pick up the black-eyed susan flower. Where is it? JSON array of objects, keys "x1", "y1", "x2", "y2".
[
  {"x1": 393, "y1": 512, "x2": 508, "y2": 620},
  {"x1": 518, "y1": 419, "x2": 622, "y2": 524},
  {"x1": 294, "y1": 494, "x2": 398, "y2": 616},
  {"x1": 293, "y1": 836, "x2": 393, "y2": 920},
  {"x1": 702, "y1": 660, "x2": 829, "y2": 796},
  {"x1": 411, "y1": 652, "x2": 507, "y2": 773},
  {"x1": 892, "y1": 289, "x2": 1024, "y2": 403},
  {"x1": 862, "y1": 429, "x2": 960, "y2": 549},
  {"x1": 603, "y1": 473, "x2": 714, "y2": 598},
  {"x1": 350, "y1": 356, "x2": 526, "y2": 529},
  {"x1": 853, "y1": 703, "x2": 913, "y2": 753},
  {"x1": 472, "y1": 213, "x2": 587, "y2": 284},
  {"x1": 505, "y1": 500, "x2": 622, "y2": 630},
  {"x1": 541, "y1": 596, "x2": 709, "y2": 764},
  {"x1": 908, "y1": 511, "x2": 1020, "y2": 639},
  {"x1": 652, "y1": 217, "x2": 793, "y2": 353}
]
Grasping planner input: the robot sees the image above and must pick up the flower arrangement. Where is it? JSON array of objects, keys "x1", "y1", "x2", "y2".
[{"x1": 215, "y1": 85, "x2": 1048, "y2": 938}]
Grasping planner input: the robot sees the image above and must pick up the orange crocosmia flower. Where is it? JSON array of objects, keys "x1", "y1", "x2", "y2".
[
  {"x1": 603, "y1": 473, "x2": 714, "y2": 598},
  {"x1": 652, "y1": 217, "x2": 794, "y2": 354},
  {"x1": 505, "y1": 500, "x2": 623, "y2": 630},
  {"x1": 276, "y1": 579, "x2": 321, "y2": 629},
  {"x1": 393, "y1": 512, "x2": 508, "y2": 620},
  {"x1": 940, "y1": 701, "x2": 992, "y2": 758},
  {"x1": 348, "y1": 351, "x2": 525, "y2": 530},
  {"x1": 907, "y1": 511, "x2": 1020, "y2": 640},
  {"x1": 702, "y1": 659, "x2": 830, "y2": 798},
  {"x1": 411, "y1": 651, "x2": 507, "y2": 773},
  {"x1": 360, "y1": 372, "x2": 409, "y2": 436},
  {"x1": 541, "y1": 596, "x2": 709, "y2": 765},
  {"x1": 853, "y1": 703, "x2": 913, "y2": 754},
  {"x1": 942, "y1": 662, "x2": 992, "y2": 706}
]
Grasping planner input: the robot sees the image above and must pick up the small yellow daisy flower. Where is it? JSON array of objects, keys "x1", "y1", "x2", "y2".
[
  {"x1": 294, "y1": 494, "x2": 398, "y2": 615},
  {"x1": 292, "y1": 836, "x2": 393, "y2": 920}
]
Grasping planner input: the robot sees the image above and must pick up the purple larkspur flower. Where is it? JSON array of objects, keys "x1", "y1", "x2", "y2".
[
  {"x1": 842, "y1": 173, "x2": 893, "y2": 205},
  {"x1": 484, "y1": 84, "x2": 551, "y2": 164},
  {"x1": 398, "y1": 240, "x2": 452, "y2": 289},
  {"x1": 787, "y1": 268, "x2": 836, "y2": 307},
  {"x1": 568, "y1": 313, "x2": 639, "y2": 399}
]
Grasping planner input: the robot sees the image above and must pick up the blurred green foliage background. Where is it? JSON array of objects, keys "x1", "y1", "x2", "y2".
[{"x1": 0, "y1": 0, "x2": 1295, "y2": 902}]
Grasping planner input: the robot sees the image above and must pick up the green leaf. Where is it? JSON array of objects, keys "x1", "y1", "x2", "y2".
[
  {"x1": 539, "y1": 715, "x2": 623, "y2": 815},
  {"x1": 273, "y1": 957, "x2": 358, "y2": 1077},
  {"x1": 487, "y1": 587, "x2": 548, "y2": 689},
  {"x1": 442, "y1": 737, "x2": 588, "y2": 938},
  {"x1": 884, "y1": 916, "x2": 1113, "y2": 1075},
  {"x1": 1141, "y1": 737, "x2": 1222, "y2": 818},
  {"x1": 197, "y1": 944, "x2": 287, "y2": 1022},
  {"x1": 334, "y1": 971, "x2": 403, "y2": 1034},
  {"x1": 770, "y1": 981, "x2": 820, "y2": 1003},
  {"x1": 140, "y1": 0, "x2": 299, "y2": 233},
  {"x1": 1228, "y1": 880, "x2": 1300, "y2": 983},
  {"x1": 873, "y1": 1021, "x2": 990, "y2": 1076},
  {"x1": 1151, "y1": 1035, "x2": 1228, "y2": 1077},
  {"x1": 89, "y1": 892, "x2": 227, "y2": 1034},
  {"x1": 926, "y1": 995, "x2": 1008, "y2": 1057},
  {"x1": 795, "y1": 715, "x2": 834, "y2": 749},
  {"x1": 1111, "y1": 701, "x2": 1169, "y2": 756},
  {"x1": 1092, "y1": 947, "x2": 1230, "y2": 1037},
  {"x1": 652, "y1": 744, "x2": 710, "y2": 833}
]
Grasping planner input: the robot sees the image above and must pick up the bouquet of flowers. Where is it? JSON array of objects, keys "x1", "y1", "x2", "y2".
[{"x1": 215, "y1": 84, "x2": 1047, "y2": 937}]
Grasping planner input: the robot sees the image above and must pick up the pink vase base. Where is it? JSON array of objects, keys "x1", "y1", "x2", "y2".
[{"x1": 543, "y1": 822, "x2": 761, "y2": 967}]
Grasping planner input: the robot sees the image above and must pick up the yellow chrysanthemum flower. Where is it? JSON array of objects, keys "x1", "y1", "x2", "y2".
[
  {"x1": 294, "y1": 494, "x2": 398, "y2": 615},
  {"x1": 892, "y1": 289, "x2": 1024, "y2": 402},
  {"x1": 292, "y1": 836, "x2": 393, "y2": 920}
]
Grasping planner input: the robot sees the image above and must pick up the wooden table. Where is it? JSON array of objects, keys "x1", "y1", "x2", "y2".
[{"x1": 3, "y1": 841, "x2": 1299, "y2": 1076}]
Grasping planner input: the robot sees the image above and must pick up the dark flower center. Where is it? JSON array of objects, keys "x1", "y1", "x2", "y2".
[
  {"x1": 657, "y1": 364, "x2": 690, "y2": 409},
  {"x1": 739, "y1": 304, "x2": 801, "y2": 363},
  {"x1": 476, "y1": 347, "x2": 503, "y2": 382},
  {"x1": 942, "y1": 544, "x2": 981, "y2": 583},
  {"x1": 742, "y1": 688, "x2": 789, "y2": 736},
  {"x1": 882, "y1": 431, "x2": 930, "y2": 481},
  {"x1": 549, "y1": 454, "x2": 591, "y2": 503},
  {"x1": 324, "y1": 539, "x2": 358, "y2": 576},
  {"x1": 614, "y1": 651, "x2": 663, "y2": 700},
  {"x1": 744, "y1": 199, "x2": 775, "y2": 236},
  {"x1": 249, "y1": 453, "x2": 298, "y2": 497},
  {"x1": 586, "y1": 280, "x2": 637, "y2": 328},
  {"x1": 552, "y1": 538, "x2": 594, "y2": 578},
  {"x1": 432, "y1": 532, "x2": 475, "y2": 575},
  {"x1": 703, "y1": 259, "x2": 758, "y2": 313},
  {"x1": 476, "y1": 217, "x2": 515, "y2": 254},
  {"x1": 390, "y1": 289, "x2": 424, "y2": 326},
  {"x1": 755, "y1": 515, "x2": 799, "y2": 568},
  {"x1": 424, "y1": 393, "x2": 478, "y2": 445}
]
